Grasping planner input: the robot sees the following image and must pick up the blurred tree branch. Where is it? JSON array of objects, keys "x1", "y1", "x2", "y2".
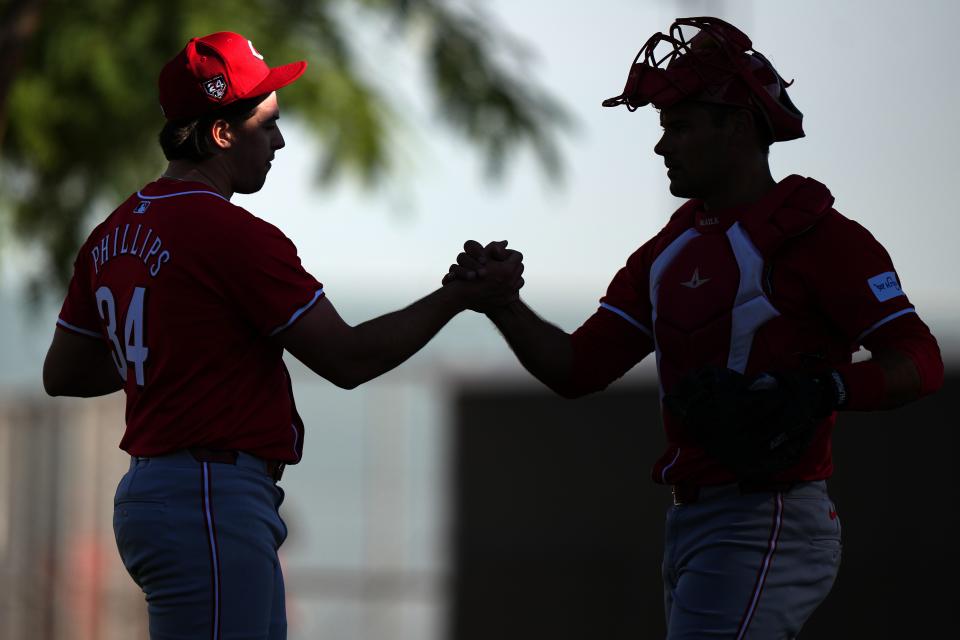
[
  {"x1": 0, "y1": 0, "x2": 571, "y2": 297},
  {"x1": 0, "y1": 0, "x2": 45, "y2": 147}
]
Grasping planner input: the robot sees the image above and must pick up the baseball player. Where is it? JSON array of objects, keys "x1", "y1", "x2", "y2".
[
  {"x1": 41, "y1": 31, "x2": 522, "y2": 639},
  {"x1": 447, "y1": 17, "x2": 944, "y2": 638}
]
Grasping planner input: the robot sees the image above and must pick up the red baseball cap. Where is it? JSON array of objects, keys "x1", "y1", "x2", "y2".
[{"x1": 158, "y1": 31, "x2": 306, "y2": 122}]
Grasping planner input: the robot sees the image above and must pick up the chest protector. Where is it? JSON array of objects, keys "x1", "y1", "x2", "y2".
[{"x1": 650, "y1": 176, "x2": 834, "y2": 394}]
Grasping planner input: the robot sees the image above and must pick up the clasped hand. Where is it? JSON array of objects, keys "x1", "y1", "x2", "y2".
[{"x1": 441, "y1": 240, "x2": 524, "y2": 312}]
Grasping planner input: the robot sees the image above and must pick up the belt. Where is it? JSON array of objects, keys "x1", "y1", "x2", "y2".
[
  {"x1": 671, "y1": 480, "x2": 795, "y2": 506},
  {"x1": 188, "y1": 448, "x2": 286, "y2": 482}
]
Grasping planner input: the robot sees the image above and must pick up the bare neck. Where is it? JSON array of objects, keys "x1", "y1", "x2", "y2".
[
  {"x1": 162, "y1": 160, "x2": 233, "y2": 200},
  {"x1": 702, "y1": 160, "x2": 776, "y2": 212}
]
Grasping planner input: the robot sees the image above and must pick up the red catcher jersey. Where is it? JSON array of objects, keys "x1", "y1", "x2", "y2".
[
  {"x1": 57, "y1": 178, "x2": 323, "y2": 462},
  {"x1": 572, "y1": 175, "x2": 920, "y2": 485}
]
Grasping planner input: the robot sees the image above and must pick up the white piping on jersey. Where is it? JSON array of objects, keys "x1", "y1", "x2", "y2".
[
  {"x1": 660, "y1": 447, "x2": 681, "y2": 483},
  {"x1": 599, "y1": 303, "x2": 652, "y2": 337},
  {"x1": 726, "y1": 223, "x2": 780, "y2": 373},
  {"x1": 135, "y1": 189, "x2": 229, "y2": 202},
  {"x1": 855, "y1": 307, "x2": 916, "y2": 344},
  {"x1": 290, "y1": 423, "x2": 301, "y2": 462},
  {"x1": 649, "y1": 228, "x2": 700, "y2": 392},
  {"x1": 56, "y1": 318, "x2": 101, "y2": 339},
  {"x1": 269, "y1": 288, "x2": 325, "y2": 337}
]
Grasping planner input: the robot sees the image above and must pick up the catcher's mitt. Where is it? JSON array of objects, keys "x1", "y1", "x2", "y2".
[{"x1": 663, "y1": 366, "x2": 838, "y2": 479}]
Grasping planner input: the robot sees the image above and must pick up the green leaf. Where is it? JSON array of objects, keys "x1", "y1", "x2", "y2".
[{"x1": 0, "y1": 0, "x2": 571, "y2": 295}]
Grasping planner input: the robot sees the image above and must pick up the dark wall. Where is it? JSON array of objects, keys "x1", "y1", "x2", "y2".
[{"x1": 449, "y1": 375, "x2": 958, "y2": 639}]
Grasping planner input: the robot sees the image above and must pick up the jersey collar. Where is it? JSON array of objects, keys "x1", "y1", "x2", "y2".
[{"x1": 137, "y1": 177, "x2": 229, "y2": 201}]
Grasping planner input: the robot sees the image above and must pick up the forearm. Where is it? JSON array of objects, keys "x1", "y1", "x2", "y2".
[
  {"x1": 832, "y1": 352, "x2": 916, "y2": 411},
  {"x1": 837, "y1": 349, "x2": 943, "y2": 411},
  {"x1": 65, "y1": 374, "x2": 125, "y2": 398},
  {"x1": 336, "y1": 287, "x2": 464, "y2": 388},
  {"x1": 43, "y1": 347, "x2": 124, "y2": 397},
  {"x1": 872, "y1": 349, "x2": 924, "y2": 408},
  {"x1": 835, "y1": 317, "x2": 944, "y2": 411},
  {"x1": 486, "y1": 299, "x2": 576, "y2": 396}
]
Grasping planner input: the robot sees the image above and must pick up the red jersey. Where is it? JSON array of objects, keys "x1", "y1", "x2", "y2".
[
  {"x1": 571, "y1": 175, "x2": 921, "y2": 485},
  {"x1": 57, "y1": 178, "x2": 323, "y2": 462}
]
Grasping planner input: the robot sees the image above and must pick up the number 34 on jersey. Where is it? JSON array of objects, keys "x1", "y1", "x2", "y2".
[{"x1": 96, "y1": 285, "x2": 149, "y2": 386}]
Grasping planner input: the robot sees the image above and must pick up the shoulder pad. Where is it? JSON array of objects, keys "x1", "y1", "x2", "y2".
[{"x1": 744, "y1": 176, "x2": 835, "y2": 256}]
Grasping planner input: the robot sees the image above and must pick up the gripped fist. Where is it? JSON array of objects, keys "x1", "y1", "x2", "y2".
[
  {"x1": 440, "y1": 240, "x2": 508, "y2": 283},
  {"x1": 442, "y1": 240, "x2": 524, "y2": 312}
]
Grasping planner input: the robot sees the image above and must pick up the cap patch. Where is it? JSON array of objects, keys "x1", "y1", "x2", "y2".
[{"x1": 202, "y1": 74, "x2": 228, "y2": 100}]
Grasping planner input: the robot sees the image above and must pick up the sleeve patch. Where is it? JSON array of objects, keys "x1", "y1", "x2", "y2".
[{"x1": 867, "y1": 271, "x2": 904, "y2": 302}]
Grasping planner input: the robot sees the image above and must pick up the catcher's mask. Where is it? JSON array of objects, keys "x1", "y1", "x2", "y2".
[{"x1": 602, "y1": 16, "x2": 804, "y2": 142}]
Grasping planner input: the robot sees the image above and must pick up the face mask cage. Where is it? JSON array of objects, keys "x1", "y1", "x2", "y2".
[
  {"x1": 616, "y1": 18, "x2": 751, "y2": 111},
  {"x1": 602, "y1": 17, "x2": 804, "y2": 142},
  {"x1": 657, "y1": 18, "x2": 751, "y2": 83}
]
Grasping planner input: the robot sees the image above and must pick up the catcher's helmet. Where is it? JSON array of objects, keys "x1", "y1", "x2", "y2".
[{"x1": 602, "y1": 17, "x2": 804, "y2": 142}]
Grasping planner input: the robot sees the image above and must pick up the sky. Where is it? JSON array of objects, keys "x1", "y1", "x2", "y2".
[
  {"x1": 2, "y1": 0, "x2": 959, "y2": 388},
  {"x1": 238, "y1": 0, "x2": 960, "y2": 332}
]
